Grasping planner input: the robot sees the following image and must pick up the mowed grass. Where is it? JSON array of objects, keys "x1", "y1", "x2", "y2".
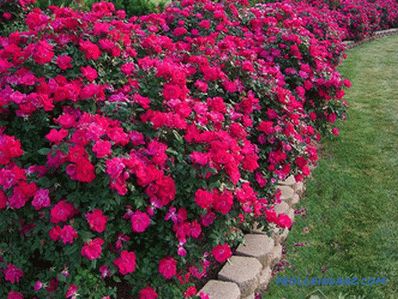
[{"x1": 265, "y1": 35, "x2": 398, "y2": 299}]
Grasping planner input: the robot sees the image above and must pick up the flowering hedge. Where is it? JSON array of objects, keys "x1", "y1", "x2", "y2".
[
  {"x1": 0, "y1": 0, "x2": 396, "y2": 298},
  {"x1": 303, "y1": 0, "x2": 398, "y2": 40}
]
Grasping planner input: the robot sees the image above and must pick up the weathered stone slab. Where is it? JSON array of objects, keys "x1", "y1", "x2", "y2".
[
  {"x1": 236, "y1": 234, "x2": 274, "y2": 266},
  {"x1": 274, "y1": 201, "x2": 290, "y2": 215},
  {"x1": 218, "y1": 256, "x2": 262, "y2": 297},
  {"x1": 287, "y1": 193, "x2": 300, "y2": 206},
  {"x1": 198, "y1": 280, "x2": 241, "y2": 299},
  {"x1": 277, "y1": 185, "x2": 295, "y2": 201},
  {"x1": 242, "y1": 293, "x2": 255, "y2": 299}
]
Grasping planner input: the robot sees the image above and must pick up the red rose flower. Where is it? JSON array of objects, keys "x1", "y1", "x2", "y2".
[
  {"x1": 121, "y1": 62, "x2": 135, "y2": 75},
  {"x1": 32, "y1": 188, "x2": 51, "y2": 210},
  {"x1": 184, "y1": 286, "x2": 197, "y2": 298},
  {"x1": 139, "y1": 287, "x2": 158, "y2": 299},
  {"x1": 81, "y1": 238, "x2": 104, "y2": 260},
  {"x1": 65, "y1": 284, "x2": 78, "y2": 298},
  {"x1": 2, "y1": 12, "x2": 12, "y2": 20},
  {"x1": 81, "y1": 66, "x2": 98, "y2": 81},
  {"x1": 86, "y1": 209, "x2": 108, "y2": 233},
  {"x1": 194, "y1": 189, "x2": 213, "y2": 209},
  {"x1": 4, "y1": 264, "x2": 24, "y2": 284},
  {"x1": 190, "y1": 152, "x2": 209, "y2": 166},
  {"x1": 114, "y1": 251, "x2": 136, "y2": 275},
  {"x1": 79, "y1": 40, "x2": 101, "y2": 60},
  {"x1": 59, "y1": 225, "x2": 78, "y2": 245},
  {"x1": 0, "y1": 134, "x2": 24, "y2": 165},
  {"x1": 50, "y1": 200, "x2": 75, "y2": 223},
  {"x1": 66, "y1": 160, "x2": 96, "y2": 183},
  {"x1": 49, "y1": 225, "x2": 62, "y2": 241},
  {"x1": 200, "y1": 211, "x2": 216, "y2": 227},
  {"x1": 213, "y1": 191, "x2": 233, "y2": 215},
  {"x1": 154, "y1": 176, "x2": 176, "y2": 206},
  {"x1": 212, "y1": 244, "x2": 232, "y2": 263},
  {"x1": 258, "y1": 121, "x2": 275, "y2": 134},
  {"x1": 158, "y1": 257, "x2": 177, "y2": 280},
  {"x1": 130, "y1": 211, "x2": 151, "y2": 233},
  {"x1": 56, "y1": 55, "x2": 73, "y2": 70},
  {"x1": 33, "y1": 41, "x2": 54, "y2": 65},
  {"x1": 332, "y1": 127, "x2": 340, "y2": 136},
  {"x1": 45, "y1": 129, "x2": 68, "y2": 144},
  {"x1": 7, "y1": 291, "x2": 23, "y2": 299},
  {"x1": 92, "y1": 140, "x2": 112, "y2": 158},
  {"x1": 265, "y1": 209, "x2": 278, "y2": 223},
  {"x1": 277, "y1": 214, "x2": 292, "y2": 229}
]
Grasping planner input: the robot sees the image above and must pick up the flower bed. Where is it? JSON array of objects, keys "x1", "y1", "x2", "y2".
[{"x1": 0, "y1": 0, "x2": 396, "y2": 298}]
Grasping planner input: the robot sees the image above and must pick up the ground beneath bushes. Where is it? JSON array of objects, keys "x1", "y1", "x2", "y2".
[{"x1": 265, "y1": 35, "x2": 398, "y2": 298}]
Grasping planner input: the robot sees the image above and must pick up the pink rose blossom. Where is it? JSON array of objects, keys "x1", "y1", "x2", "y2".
[
  {"x1": 158, "y1": 257, "x2": 177, "y2": 280},
  {"x1": 212, "y1": 244, "x2": 232, "y2": 263},
  {"x1": 4, "y1": 264, "x2": 24, "y2": 284},
  {"x1": 130, "y1": 211, "x2": 151, "y2": 233},
  {"x1": 81, "y1": 238, "x2": 104, "y2": 260},
  {"x1": 86, "y1": 209, "x2": 108, "y2": 233},
  {"x1": 114, "y1": 251, "x2": 136, "y2": 275}
]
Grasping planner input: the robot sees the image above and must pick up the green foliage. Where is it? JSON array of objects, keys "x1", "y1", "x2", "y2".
[
  {"x1": 34, "y1": 0, "x2": 168, "y2": 15},
  {"x1": 110, "y1": 0, "x2": 168, "y2": 16},
  {"x1": 36, "y1": 0, "x2": 87, "y2": 9}
]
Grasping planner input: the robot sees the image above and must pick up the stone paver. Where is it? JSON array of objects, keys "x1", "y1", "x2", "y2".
[
  {"x1": 236, "y1": 234, "x2": 275, "y2": 266},
  {"x1": 274, "y1": 201, "x2": 290, "y2": 215},
  {"x1": 288, "y1": 193, "x2": 300, "y2": 206},
  {"x1": 278, "y1": 185, "x2": 295, "y2": 201},
  {"x1": 198, "y1": 280, "x2": 240, "y2": 299},
  {"x1": 218, "y1": 256, "x2": 262, "y2": 297}
]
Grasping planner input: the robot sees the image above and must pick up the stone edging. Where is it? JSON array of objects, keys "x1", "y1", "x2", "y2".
[
  {"x1": 197, "y1": 27, "x2": 398, "y2": 299},
  {"x1": 198, "y1": 176, "x2": 304, "y2": 299},
  {"x1": 343, "y1": 28, "x2": 398, "y2": 49}
]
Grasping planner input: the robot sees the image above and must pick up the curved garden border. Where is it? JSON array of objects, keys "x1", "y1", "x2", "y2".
[{"x1": 197, "y1": 27, "x2": 398, "y2": 299}]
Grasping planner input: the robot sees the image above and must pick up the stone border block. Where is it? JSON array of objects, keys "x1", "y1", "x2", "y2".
[
  {"x1": 236, "y1": 234, "x2": 275, "y2": 266},
  {"x1": 277, "y1": 185, "x2": 295, "y2": 201},
  {"x1": 274, "y1": 201, "x2": 290, "y2": 215},
  {"x1": 198, "y1": 280, "x2": 241, "y2": 299},
  {"x1": 218, "y1": 256, "x2": 262, "y2": 297}
]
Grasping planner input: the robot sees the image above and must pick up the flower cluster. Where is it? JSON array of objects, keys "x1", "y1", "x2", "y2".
[{"x1": 0, "y1": 0, "x2": 394, "y2": 298}]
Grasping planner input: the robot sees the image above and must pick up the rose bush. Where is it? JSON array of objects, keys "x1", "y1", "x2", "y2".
[{"x1": 0, "y1": 0, "x2": 396, "y2": 298}]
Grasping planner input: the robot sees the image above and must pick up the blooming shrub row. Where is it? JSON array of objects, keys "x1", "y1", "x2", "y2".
[
  {"x1": 303, "y1": 0, "x2": 398, "y2": 40},
  {"x1": 0, "y1": 0, "x2": 395, "y2": 298}
]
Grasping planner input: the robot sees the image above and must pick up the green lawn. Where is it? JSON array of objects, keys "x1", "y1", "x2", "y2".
[{"x1": 265, "y1": 35, "x2": 398, "y2": 299}]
